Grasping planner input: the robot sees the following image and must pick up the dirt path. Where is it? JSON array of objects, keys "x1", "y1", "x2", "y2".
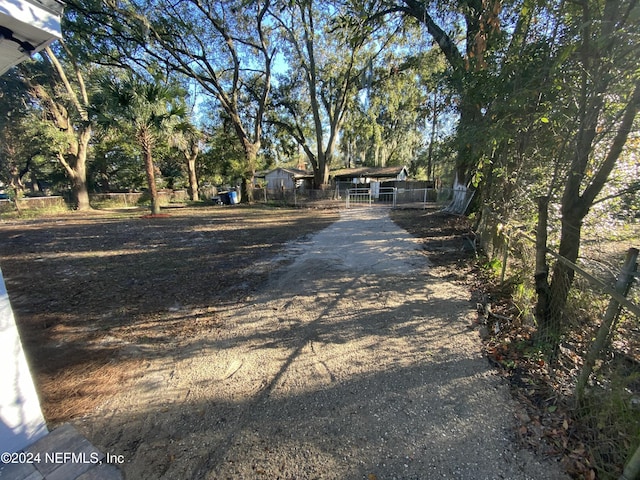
[{"x1": 77, "y1": 208, "x2": 566, "y2": 479}]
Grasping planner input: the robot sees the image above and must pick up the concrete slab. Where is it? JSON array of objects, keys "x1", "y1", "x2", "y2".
[{"x1": 0, "y1": 424, "x2": 122, "y2": 480}]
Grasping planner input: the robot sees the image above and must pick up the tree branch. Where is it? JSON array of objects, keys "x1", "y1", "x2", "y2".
[
  {"x1": 43, "y1": 46, "x2": 88, "y2": 121},
  {"x1": 581, "y1": 80, "x2": 640, "y2": 207}
]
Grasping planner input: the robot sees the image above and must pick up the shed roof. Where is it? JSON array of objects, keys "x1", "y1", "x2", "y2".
[
  {"x1": 265, "y1": 167, "x2": 314, "y2": 178},
  {"x1": 330, "y1": 166, "x2": 407, "y2": 179}
]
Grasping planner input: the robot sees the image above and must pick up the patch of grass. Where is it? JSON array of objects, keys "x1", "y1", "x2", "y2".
[{"x1": 1, "y1": 203, "x2": 71, "y2": 219}]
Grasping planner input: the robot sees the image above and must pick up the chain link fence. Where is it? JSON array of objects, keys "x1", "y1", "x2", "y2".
[
  {"x1": 476, "y1": 207, "x2": 640, "y2": 479},
  {"x1": 252, "y1": 185, "x2": 464, "y2": 210}
]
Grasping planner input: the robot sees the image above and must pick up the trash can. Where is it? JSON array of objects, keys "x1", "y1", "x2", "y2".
[
  {"x1": 228, "y1": 190, "x2": 238, "y2": 205},
  {"x1": 220, "y1": 192, "x2": 230, "y2": 205}
]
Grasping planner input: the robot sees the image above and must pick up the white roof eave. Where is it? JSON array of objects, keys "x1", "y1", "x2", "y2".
[{"x1": 0, "y1": 0, "x2": 63, "y2": 75}]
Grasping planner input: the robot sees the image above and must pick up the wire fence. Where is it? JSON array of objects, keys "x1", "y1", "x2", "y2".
[
  {"x1": 252, "y1": 187, "x2": 342, "y2": 208},
  {"x1": 476, "y1": 207, "x2": 640, "y2": 479},
  {"x1": 252, "y1": 186, "x2": 461, "y2": 210}
]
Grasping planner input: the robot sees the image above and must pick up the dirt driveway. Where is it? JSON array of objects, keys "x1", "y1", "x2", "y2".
[{"x1": 60, "y1": 207, "x2": 566, "y2": 479}]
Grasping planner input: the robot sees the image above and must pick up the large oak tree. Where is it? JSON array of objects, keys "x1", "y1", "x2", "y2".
[
  {"x1": 65, "y1": 0, "x2": 275, "y2": 202},
  {"x1": 270, "y1": 0, "x2": 403, "y2": 187},
  {"x1": 18, "y1": 45, "x2": 94, "y2": 210}
]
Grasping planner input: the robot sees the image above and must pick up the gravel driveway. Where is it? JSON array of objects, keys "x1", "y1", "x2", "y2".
[{"x1": 81, "y1": 207, "x2": 567, "y2": 479}]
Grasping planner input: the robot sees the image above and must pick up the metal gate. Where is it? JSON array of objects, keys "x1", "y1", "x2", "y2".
[{"x1": 346, "y1": 187, "x2": 397, "y2": 208}]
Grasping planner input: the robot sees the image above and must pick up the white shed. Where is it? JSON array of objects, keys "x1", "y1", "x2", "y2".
[{"x1": 265, "y1": 167, "x2": 314, "y2": 192}]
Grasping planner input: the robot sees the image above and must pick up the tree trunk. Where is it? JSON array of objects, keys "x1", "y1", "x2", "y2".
[
  {"x1": 186, "y1": 155, "x2": 199, "y2": 202},
  {"x1": 456, "y1": 97, "x2": 484, "y2": 185},
  {"x1": 41, "y1": 46, "x2": 93, "y2": 211},
  {"x1": 57, "y1": 148, "x2": 91, "y2": 211},
  {"x1": 427, "y1": 91, "x2": 438, "y2": 180},
  {"x1": 534, "y1": 80, "x2": 640, "y2": 350},
  {"x1": 313, "y1": 154, "x2": 330, "y2": 189},
  {"x1": 140, "y1": 131, "x2": 160, "y2": 215},
  {"x1": 545, "y1": 205, "x2": 584, "y2": 338},
  {"x1": 42, "y1": 101, "x2": 93, "y2": 210},
  {"x1": 73, "y1": 127, "x2": 92, "y2": 211},
  {"x1": 400, "y1": 0, "x2": 490, "y2": 187},
  {"x1": 73, "y1": 175, "x2": 91, "y2": 211},
  {"x1": 241, "y1": 140, "x2": 259, "y2": 203},
  {"x1": 533, "y1": 200, "x2": 587, "y2": 354},
  {"x1": 534, "y1": 196, "x2": 552, "y2": 338}
]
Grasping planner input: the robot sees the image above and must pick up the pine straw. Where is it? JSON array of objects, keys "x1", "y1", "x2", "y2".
[{"x1": 39, "y1": 357, "x2": 144, "y2": 425}]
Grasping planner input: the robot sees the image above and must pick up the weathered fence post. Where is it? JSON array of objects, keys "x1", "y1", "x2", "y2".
[
  {"x1": 500, "y1": 233, "x2": 510, "y2": 285},
  {"x1": 620, "y1": 440, "x2": 640, "y2": 480},
  {"x1": 534, "y1": 196, "x2": 552, "y2": 331},
  {"x1": 575, "y1": 247, "x2": 639, "y2": 406}
]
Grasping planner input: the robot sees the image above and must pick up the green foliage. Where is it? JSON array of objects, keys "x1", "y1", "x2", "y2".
[
  {"x1": 411, "y1": 136, "x2": 457, "y2": 184},
  {"x1": 0, "y1": 60, "x2": 83, "y2": 196},
  {"x1": 93, "y1": 73, "x2": 186, "y2": 140},
  {"x1": 198, "y1": 112, "x2": 248, "y2": 187},
  {"x1": 484, "y1": 258, "x2": 503, "y2": 277},
  {"x1": 89, "y1": 132, "x2": 145, "y2": 192},
  {"x1": 342, "y1": 48, "x2": 444, "y2": 168},
  {"x1": 578, "y1": 368, "x2": 640, "y2": 480}
]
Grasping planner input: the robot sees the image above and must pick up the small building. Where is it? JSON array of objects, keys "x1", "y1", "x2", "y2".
[
  {"x1": 264, "y1": 167, "x2": 314, "y2": 192},
  {"x1": 331, "y1": 166, "x2": 409, "y2": 185}
]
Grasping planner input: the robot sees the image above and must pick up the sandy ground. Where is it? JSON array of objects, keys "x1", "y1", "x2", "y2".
[{"x1": 76, "y1": 207, "x2": 567, "y2": 479}]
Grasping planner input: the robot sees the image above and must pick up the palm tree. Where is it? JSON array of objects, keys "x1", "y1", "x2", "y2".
[{"x1": 95, "y1": 74, "x2": 185, "y2": 214}]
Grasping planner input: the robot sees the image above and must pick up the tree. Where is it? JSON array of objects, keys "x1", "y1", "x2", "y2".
[
  {"x1": 342, "y1": 47, "x2": 447, "y2": 171},
  {"x1": 271, "y1": 0, "x2": 399, "y2": 187},
  {"x1": 534, "y1": 0, "x2": 640, "y2": 346},
  {"x1": 94, "y1": 73, "x2": 186, "y2": 215},
  {"x1": 18, "y1": 45, "x2": 94, "y2": 210},
  {"x1": 89, "y1": 130, "x2": 146, "y2": 193},
  {"x1": 199, "y1": 112, "x2": 248, "y2": 188},
  {"x1": 65, "y1": 0, "x2": 275, "y2": 203},
  {"x1": 358, "y1": 0, "x2": 506, "y2": 190},
  {"x1": 0, "y1": 70, "x2": 71, "y2": 199},
  {"x1": 171, "y1": 120, "x2": 204, "y2": 201},
  {"x1": 469, "y1": 1, "x2": 564, "y2": 217},
  {"x1": 0, "y1": 71, "x2": 35, "y2": 195}
]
